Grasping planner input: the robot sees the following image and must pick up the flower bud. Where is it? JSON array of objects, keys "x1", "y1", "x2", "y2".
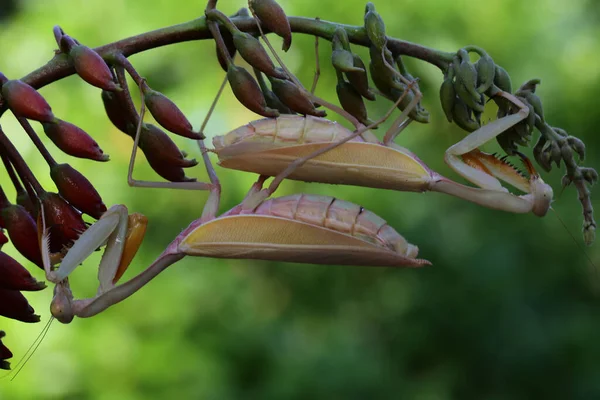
[
  {"x1": 364, "y1": 3, "x2": 387, "y2": 49},
  {"x1": 345, "y1": 54, "x2": 376, "y2": 101},
  {"x1": 0, "y1": 331, "x2": 12, "y2": 370},
  {"x1": 332, "y1": 49, "x2": 363, "y2": 73},
  {"x1": 0, "y1": 251, "x2": 46, "y2": 291},
  {"x1": 263, "y1": 89, "x2": 292, "y2": 114},
  {"x1": 50, "y1": 163, "x2": 107, "y2": 219},
  {"x1": 581, "y1": 167, "x2": 598, "y2": 186},
  {"x1": 0, "y1": 288, "x2": 40, "y2": 323},
  {"x1": 567, "y1": 136, "x2": 586, "y2": 161},
  {"x1": 232, "y1": 31, "x2": 286, "y2": 79},
  {"x1": 1, "y1": 78, "x2": 55, "y2": 122},
  {"x1": 101, "y1": 90, "x2": 135, "y2": 135},
  {"x1": 0, "y1": 204, "x2": 43, "y2": 269},
  {"x1": 440, "y1": 71, "x2": 456, "y2": 123},
  {"x1": 561, "y1": 174, "x2": 572, "y2": 188},
  {"x1": 269, "y1": 77, "x2": 326, "y2": 117},
  {"x1": 40, "y1": 192, "x2": 87, "y2": 253},
  {"x1": 68, "y1": 44, "x2": 120, "y2": 91},
  {"x1": 16, "y1": 190, "x2": 37, "y2": 219},
  {"x1": 139, "y1": 124, "x2": 198, "y2": 182},
  {"x1": 522, "y1": 91, "x2": 544, "y2": 122},
  {"x1": 227, "y1": 64, "x2": 279, "y2": 118},
  {"x1": 249, "y1": 0, "x2": 292, "y2": 51},
  {"x1": 141, "y1": 84, "x2": 202, "y2": 140},
  {"x1": 475, "y1": 53, "x2": 495, "y2": 93},
  {"x1": 493, "y1": 65, "x2": 512, "y2": 93},
  {"x1": 336, "y1": 80, "x2": 371, "y2": 126},
  {"x1": 451, "y1": 97, "x2": 479, "y2": 132},
  {"x1": 216, "y1": 28, "x2": 236, "y2": 72},
  {"x1": 43, "y1": 119, "x2": 109, "y2": 161}
]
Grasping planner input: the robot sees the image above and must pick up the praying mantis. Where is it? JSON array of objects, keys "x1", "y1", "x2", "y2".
[{"x1": 39, "y1": 70, "x2": 553, "y2": 322}]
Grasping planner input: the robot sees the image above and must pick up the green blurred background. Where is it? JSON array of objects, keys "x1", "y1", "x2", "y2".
[{"x1": 0, "y1": 0, "x2": 599, "y2": 398}]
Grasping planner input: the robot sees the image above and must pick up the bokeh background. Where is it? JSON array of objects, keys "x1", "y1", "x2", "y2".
[{"x1": 0, "y1": 0, "x2": 599, "y2": 398}]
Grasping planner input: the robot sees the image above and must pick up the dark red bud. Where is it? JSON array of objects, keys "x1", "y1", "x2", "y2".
[
  {"x1": 141, "y1": 85, "x2": 202, "y2": 140},
  {"x1": 232, "y1": 31, "x2": 286, "y2": 79},
  {"x1": 101, "y1": 90, "x2": 135, "y2": 135},
  {"x1": 0, "y1": 331, "x2": 12, "y2": 370},
  {"x1": 1, "y1": 79, "x2": 55, "y2": 122},
  {"x1": 50, "y1": 163, "x2": 107, "y2": 219},
  {"x1": 0, "y1": 204, "x2": 43, "y2": 269},
  {"x1": 250, "y1": 0, "x2": 292, "y2": 51},
  {"x1": 68, "y1": 44, "x2": 120, "y2": 91},
  {"x1": 139, "y1": 124, "x2": 198, "y2": 182},
  {"x1": 216, "y1": 29, "x2": 237, "y2": 72},
  {"x1": 269, "y1": 77, "x2": 326, "y2": 117},
  {"x1": 227, "y1": 64, "x2": 279, "y2": 118},
  {"x1": 0, "y1": 289, "x2": 40, "y2": 323},
  {"x1": 43, "y1": 119, "x2": 109, "y2": 161},
  {"x1": 0, "y1": 251, "x2": 46, "y2": 291},
  {"x1": 40, "y1": 192, "x2": 87, "y2": 253}
]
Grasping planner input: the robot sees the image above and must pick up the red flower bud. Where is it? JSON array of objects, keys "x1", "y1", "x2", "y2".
[
  {"x1": 0, "y1": 251, "x2": 46, "y2": 291},
  {"x1": 39, "y1": 192, "x2": 87, "y2": 253},
  {"x1": 216, "y1": 29, "x2": 236, "y2": 72},
  {"x1": 141, "y1": 84, "x2": 202, "y2": 140},
  {"x1": 227, "y1": 64, "x2": 279, "y2": 118},
  {"x1": 0, "y1": 289, "x2": 40, "y2": 323},
  {"x1": 50, "y1": 163, "x2": 107, "y2": 219},
  {"x1": 101, "y1": 90, "x2": 135, "y2": 135},
  {"x1": 139, "y1": 124, "x2": 198, "y2": 182},
  {"x1": 0, "y1": 331, "x2": 12, "y2": 370},
  {"x1": 68, "y1": 44, "x2": 120, "y2": 91},
  {"x1": 269, "y1": 77, "x2": 326, "y2": 117},
  {"x1": 0, "y1": 204, "x2": 43, "y2": 269},
  {"x1": 232, "y1": 31, "x2": 286, "y2": 79},
  {"x1": 43, "y1": 119, "x2": 109, "y2": 161},
  {"x1": 16, "y1": 190, "x2": 37, "y2": 219},
  {"x1": 250, "y1": 0, "x2": 292, "y2": 51},
  {"x1": 1, "y1": 78, "x2": 55, "y2": 122}
]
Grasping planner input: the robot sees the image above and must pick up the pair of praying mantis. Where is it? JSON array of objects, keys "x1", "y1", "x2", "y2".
[{"x1": 40, "y1": 68, "x2": 553, "y2": 324}]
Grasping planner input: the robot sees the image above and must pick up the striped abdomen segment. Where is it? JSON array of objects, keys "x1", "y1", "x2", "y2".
[{"x1": 251, "y1": 194, "x2": 418, "y2": 258}]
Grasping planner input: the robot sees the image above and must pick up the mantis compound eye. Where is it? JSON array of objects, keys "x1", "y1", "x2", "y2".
[{"x1": 51, "y1": 284, "x2": 74, "y2": 324}]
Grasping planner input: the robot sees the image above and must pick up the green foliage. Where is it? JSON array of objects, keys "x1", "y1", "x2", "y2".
[{"x1": 0, "y1": 0, "x2": 598, "y2": 398}]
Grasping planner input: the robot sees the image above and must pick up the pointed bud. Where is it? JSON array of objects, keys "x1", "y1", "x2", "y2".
[
  {"x1": 0, "y1": 331, "x2": 12, "y2": 370},
  {"x1": 227, "y1": 64, "x2": 279, "y2": 117},
  {"x1": 0, "y1": 252, "x2": 46, "y2": 291},
  {"x1": 336, "y1": 80, "x2": 371, "y2": 126},
  {"x1": 345, "y1": 54, "x2": 376, "y2": 101},
  {"x1": 263, "y1": 89, "x2": 292, "y2": 114},
  {"x1": 68, "y1": 44, "x2": 120, "y2": 91},
  {"x1": 0, "y1": 289, "x2": 40, "y2": 323},
  {"x1": 364, "y1": 3, "x2": 387, "y2": 49},
  {"x1": 269, "y1": 77, "x2": 326, "y2": 117},
  {"x1": 0, "y1": 204, "x2": 43, "y2": 269},
  {"x1": 141, "y1": 84, "x2": 202, "y2": 140},
  {"x1": 232, "y1": 31, "x2": 287, "y2": 79},
  {"x1": 39, "y1": 192, "x2": 87, "y2": 253},
  {"x1": 440, "y1": 72, "x2": 456, "y2": 123},
  {"x1": 567, "y1": 136, "x2": 585, "y2": 161},
  {"x1": 217, "y1": 28, "x2": 237, "y2": 72},
  {"x1": 1, "y1": 78, "x2": 55, "y2": 122},
  {"x1": 581, "y1": 167, "x2": 598, "y2": 186},
  {"x1": 474, "y1": 53, "x2": 495, "y2": 93},
  {"x1": 50, "y1": 163, "x2": 107, "y2": 219},
  {"x1": 139, "y1": 124, "x2": 198, "y2": 182},
  {"x1": 249, "y1": 0, "x2": 292, "y2": 51},
  {"x1": 493, "y1": 65, "x2": 512, "y2": 94},
  {"x1": 43, "y1": 119, "x2": 109, "y2": 161},
  {"x1": 101, "y1": 90, "x2": 135, "y2": 135},
  {"x1": 332, "y1": 49, "x2": 364, "y2": 73}
]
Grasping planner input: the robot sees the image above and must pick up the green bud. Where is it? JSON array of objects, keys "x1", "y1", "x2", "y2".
[
  {"x1": 331, "y1": 49, "x2": 364, "y2": 73},
  {"x1": 452, "y1": 98, "x2": 480, "y2": 132},
  {"x1": 474, "y1": 53, "x2": 495, "y2": 93},
  {"x1": 439, "y1": 73, "x2": 456, "y2": 123},
  {"x1": 567, "y1": 136, "x2": 585, "y2": 161},
  {"x1": 364, "y1": 2, "x2": 387, "y2": 49},
  {"x1": 522, "y1": 91, "x2": 544, "y2": 122},
  {"x1": 345, "y1": 54, "x2": 376, "y2": 101},
  {"x1": 581, "y1": 167, "x2": 598, "y2": 186},
  {"x1": 493, "y1": 65, "x2": 512, "y2": 93}
]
